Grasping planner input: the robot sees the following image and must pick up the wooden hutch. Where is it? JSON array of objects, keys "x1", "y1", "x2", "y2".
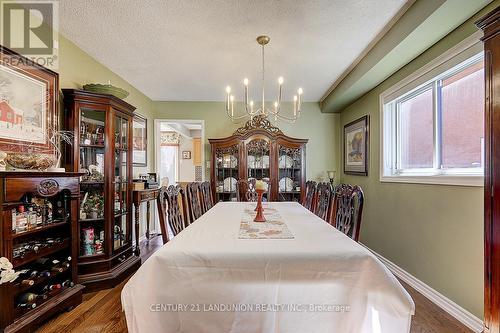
[
  {"x1": 209, "y1": 115, "x2": 308, "y2": 202},
  {"x1": 62, "y1": 89, "x2": 140, "y2": 291},
  {"x1": 0, "y1": 172, "x2": 84, "y2": 332}
]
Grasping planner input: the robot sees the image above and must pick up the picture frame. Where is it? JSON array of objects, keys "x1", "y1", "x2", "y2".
[
  {"x1": 344, "y1": 115, "x2": 369, "y2": 176},
  {"x1": 0, "y1": 45, "x2": 58, "y2": 155},
  {"x1": 132, "y1": 114, "x2": 147, "y2": 166},
  {"x1": 182, "y1": 151, "x2": 191, "y2": 159}
]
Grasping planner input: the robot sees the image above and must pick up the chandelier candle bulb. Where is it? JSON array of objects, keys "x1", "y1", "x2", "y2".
[
  {"x1": 226, "y1": 86, "x2": 231, "y2": 111},
  {"x1": 230, "y1": 95, "x2": 234, "y2": 117},
  {"x1": 243, "y1": 78, "x2": 249, "y2": 106}
]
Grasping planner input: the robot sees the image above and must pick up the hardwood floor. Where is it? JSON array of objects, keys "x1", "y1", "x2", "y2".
[{"x1": 37, "y1": 236, "x2": 474, "y2": 333}]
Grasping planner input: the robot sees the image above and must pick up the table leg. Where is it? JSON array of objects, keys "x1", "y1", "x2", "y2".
[
  {"x1": 134, "y1": 202, "x2": 140, "y2": 256},
  {"x1": 146, "y1": 201, "x2": 151, "y2": 240}
]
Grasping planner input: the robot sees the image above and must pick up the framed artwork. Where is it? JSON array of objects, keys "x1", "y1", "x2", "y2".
[
  {"x1": 0, "y1": 46, "x2": 58, "y2": 154},
  {"x1": 344, "y1": 115, "x2": 369, "y2": 176},
  {"x1": 182, "y1": 151, "x2": 191, "y2": 159},
  {"x1": 132, "y1": 114, "x2": 147, "y2": 166}
]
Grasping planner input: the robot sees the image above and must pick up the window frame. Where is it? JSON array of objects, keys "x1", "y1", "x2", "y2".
[{"x1": 380, "y1": 48, "x2": 484, "y2": 187}]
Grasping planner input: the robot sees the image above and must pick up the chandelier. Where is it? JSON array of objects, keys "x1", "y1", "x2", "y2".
[{"x1": 225, "y1": 35, "x2": 303, "y2": 124}]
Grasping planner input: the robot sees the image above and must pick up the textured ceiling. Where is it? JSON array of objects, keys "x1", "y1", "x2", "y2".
[{"x1": 59, "y1": 0, "x2": 408, "y2": 102}]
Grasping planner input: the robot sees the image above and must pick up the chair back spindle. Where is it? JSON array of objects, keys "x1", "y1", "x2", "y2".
[
  {"x1": 186, "y1": 182, "x2": 203, "y2": 223},
  {"x1": 200, "y1": 181, "x2": 214, "y2": 213},
  {"x1": 157, "y1": 185, "x2": 188, "y2": 244},
  {"x1": 303, "y1": 180, "x2": 317, "y2": 211},
  {"x1": 314, "y1": 182, "x2": 333, "y2": 221},
  {"x1": 331, "y1": 184, "x2": 364, "y2": 241}
]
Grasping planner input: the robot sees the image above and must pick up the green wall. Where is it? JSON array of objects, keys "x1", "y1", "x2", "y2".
[
  {"x1": 153, "y1": 101, "x2": 341, "y2": 181},
  {"x1": 339, "y1": 2, "x2": 499, "y2": 318},
  {"x1": 58, "y1": 35, "x2": 155, "y2": 176}
]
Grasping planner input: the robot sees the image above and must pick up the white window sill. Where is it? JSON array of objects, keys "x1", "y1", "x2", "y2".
[{"x1": 380, "y1": 175, "x2": 484, "y2": 187}]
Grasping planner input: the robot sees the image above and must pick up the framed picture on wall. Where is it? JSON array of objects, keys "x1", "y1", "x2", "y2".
[
  {"x1": 0, "y1": 46, "x2": 58, "y2": 155},
  {"x1": 344, "y1": 115, "x2": 369, "y2": 176},
  {"x1": 182, "y1": 151, "x2": 191, "y2": 159},
  {"x1": 133, "y1": 114, "x2": 147, "y2": 166}
]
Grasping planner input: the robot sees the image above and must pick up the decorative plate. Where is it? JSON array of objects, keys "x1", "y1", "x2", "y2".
[
  {"x1": 279, "y1": 155, "x2": 294, "y2": 168},
  {"x1": 83, "y1": 83, "x2": 129, "y2": 99},
  {"x1": 247, "y1": 155, "x2": 255, "y2": 168},
  {"x1": 262, "y1": 156, "x2": 270, "y2": 168},
  {"x1": 223, "y1": 177, "x2": 238, "y2": 192},
  {"x1": 223, "y1": 155, "x2": 237, "y2": 168},
  {"x1": 279, "y1": 177, "x2": 294, "y2": 192}
]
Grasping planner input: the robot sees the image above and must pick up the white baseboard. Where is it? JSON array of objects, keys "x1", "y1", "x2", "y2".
[{"x1": 360, "y1": 242, "x2": 484, "y2": 333}]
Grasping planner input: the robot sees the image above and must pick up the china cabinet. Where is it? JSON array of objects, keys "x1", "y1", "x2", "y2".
[
  {"x1": 209, "y1": 115, "x2": 307, "y2": 202},
  {"x1": 0, "y1": 172, "x2": 84, "y2": 332},
  {"x1": 62, "y1": 89, "x2": 140, "y2": 291}
]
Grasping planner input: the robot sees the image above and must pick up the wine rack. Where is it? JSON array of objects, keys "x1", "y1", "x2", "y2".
[{"x1": 0, "y1": 172, "x2": 84, "y2": 333}]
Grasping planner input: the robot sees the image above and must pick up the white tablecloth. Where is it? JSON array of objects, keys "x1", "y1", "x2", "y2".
[{"x1": 122, "y1": 202, "x2": 414, "y2": 333}]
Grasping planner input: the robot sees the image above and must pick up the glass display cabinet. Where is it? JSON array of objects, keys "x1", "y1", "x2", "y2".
[
  {"x1": 278, "y1": 144, "x2": 303, "y2": 202},
  {"x1": 213, "y1": 143, "x2": 241, "y2": 202},
  {"x1": 209, "y1": 115, "x2": 307, "y2": 202},
  {"x1": 63, "y1": 89, "x2": 140, "y2": 291}
]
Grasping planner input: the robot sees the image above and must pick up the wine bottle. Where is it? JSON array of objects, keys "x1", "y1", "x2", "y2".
[
  {"x1": 42, "y1": 283, "x2": 61, "y2": 293},
  {"x1": 18, "y1": 292, "x2": 46, "y2": 304},
  {"x1": 20, "y1": 279, "x2": 34, "y2": 286},
  {"x1": 61, "y1": 280, "x2": 74, "y2": 288},
  {"x1": 17, "y1": 302, "x2": 36, "y2": 309},
  {"x1": 38, "y1": 270, "x2": 51, "y2": 278}
]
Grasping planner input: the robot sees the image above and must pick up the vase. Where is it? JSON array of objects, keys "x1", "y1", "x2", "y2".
[{"x1": 254, "y1": 189, "x2": 266, "y2": 222}]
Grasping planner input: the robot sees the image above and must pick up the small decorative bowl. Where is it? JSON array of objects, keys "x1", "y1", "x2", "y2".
[{"x1": 83, "y1": 83, "x2": 129, "y2": 99}]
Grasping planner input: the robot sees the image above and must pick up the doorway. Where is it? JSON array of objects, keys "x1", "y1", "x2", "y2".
[{"x1": 155, "y1": 119, "x2": 205, "y2": 187}]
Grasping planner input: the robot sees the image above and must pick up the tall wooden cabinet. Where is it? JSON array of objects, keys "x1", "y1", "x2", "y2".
[
  {"x1": 62, "y1": 89, "x2": 140, "y2": 291},
  {"x1": 209, "y1": 115, "x2": 308, "y2": 202},
  {"x1": 477, "y1": 7, "x2": 500, "y2": 333}
]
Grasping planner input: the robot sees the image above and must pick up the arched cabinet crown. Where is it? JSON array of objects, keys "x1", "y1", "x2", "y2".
[{"x1": 209, "y1": 115, "x2": 308, "y2": 202}]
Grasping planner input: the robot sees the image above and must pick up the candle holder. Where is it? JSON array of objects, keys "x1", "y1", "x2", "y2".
[{"x1": 254, "y1": 188, "x2": 266, "y2": 222}]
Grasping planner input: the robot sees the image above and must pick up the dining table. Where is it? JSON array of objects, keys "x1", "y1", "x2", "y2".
[{"x1": 121, "y1": 201, "x2": 415, "y2": 333}]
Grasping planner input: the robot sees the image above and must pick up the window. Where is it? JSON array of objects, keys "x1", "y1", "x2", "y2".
[{"x1": 381, "y1": 53, "x2": 484, "y2": 186}]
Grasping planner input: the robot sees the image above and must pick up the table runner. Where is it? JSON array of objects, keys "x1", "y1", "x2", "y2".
[
  {"x1": 122, "y1": 202, "x2": 414, "y2": 333},
  {"x1": 238, "y1": 204, "x2": 294, "y2": 239}
]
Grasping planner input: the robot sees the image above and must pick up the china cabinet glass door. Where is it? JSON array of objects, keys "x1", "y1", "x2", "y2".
[
  {"x1": 246, "y1": 139, "x2": 270, "y2": 199},
  {"x1": 79, "y1": 108, "x2": 106, "y2": 257},
  {"x1": 113, "y1": 116, "x2": 130, "y2": 252},
  {"x1": 278, "y1": 145, "x2": 302, "y2": 202},
  {"x1": 214, "y1": 145, "x2": 239, "y2": 202}
]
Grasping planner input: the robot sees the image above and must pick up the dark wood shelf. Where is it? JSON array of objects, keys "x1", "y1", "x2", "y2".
[
  {"x1": 80, "y1": 143, "x2": 105, "y2": 149},
  {"x1": 12, "y1": 239, "x2": 70, "y2": 268},
  {"x1": 13, "y1": 285, "x2": 83, "y2": 320},
  {"x1": 12, "y1": 220, "x2": 68, "y2": 239},
  {"x1": 80, "y1": 181, "x2": 105, "y2": 185},
  {"x1": 79, "y1": 217, "x2": 105, "y2": 223}
]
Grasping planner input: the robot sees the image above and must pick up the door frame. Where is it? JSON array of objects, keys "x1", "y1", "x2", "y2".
[{"x1": 154, "y1": 119, "x2": 206, "y2": 183}]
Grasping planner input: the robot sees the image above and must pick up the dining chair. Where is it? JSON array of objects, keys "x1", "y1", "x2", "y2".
[
  {"x1": 186, "y1": 182, "x2": 203, "y2": 223},
  {"x1": 331, "y1": 184, "x2": 364, "y2": 242},
  {"x1": 302, "y1": 180, "x2": 317, "y2": 211},
  {"x1": 157, "y1": 185, "x2": 189, "y2": 244},
  {"x1": 237, "y1": 179, "x2": 271, "y2": 202},
  {"x1": 200, "y1": 181, "x2": 214, "y2": 213},
  {"x1": 314, "y1": 182, "x2": 333, "y2": 222}
]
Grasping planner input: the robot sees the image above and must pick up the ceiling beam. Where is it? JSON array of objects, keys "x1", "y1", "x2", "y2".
[{"x1": 320, "y1": 0, "x2": 493, "y2": 113}]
